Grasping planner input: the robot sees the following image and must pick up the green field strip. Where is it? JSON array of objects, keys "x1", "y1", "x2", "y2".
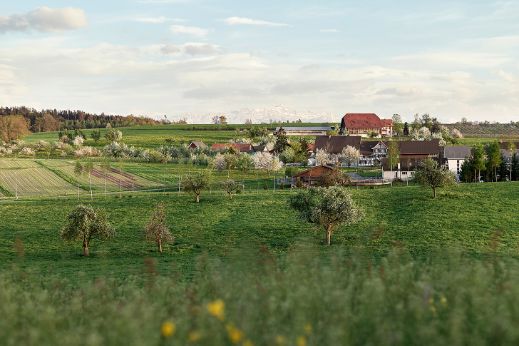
[{"x1": 34, "y1": 160, "x2": 89, "y2": 191}]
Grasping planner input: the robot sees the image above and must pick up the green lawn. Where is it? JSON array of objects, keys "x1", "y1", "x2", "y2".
[{"x1": 2, "y1": 182, "x2": 519, "y2": 280}]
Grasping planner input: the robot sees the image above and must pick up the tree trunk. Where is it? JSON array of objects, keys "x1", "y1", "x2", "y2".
[
  {"x1": 83, "y1": 240, "x2": 89, "y2": 256},
  {"x1": 196, "y1": 194, "x2": 200, "y2": 203},
  {"x1": 433, "y1": 187, "x2": 436, "y2": 198},
  {"x1": 158, "y1": 240, "x2": 163, "y2": 253},
  {"x1": 325, "y1": 225, "x2": 333, "y2": 246}
]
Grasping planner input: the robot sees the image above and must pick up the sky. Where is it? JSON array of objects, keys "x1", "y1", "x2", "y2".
[{"x1": 1, "y1": 0, "x2": 519, "y2": 123}]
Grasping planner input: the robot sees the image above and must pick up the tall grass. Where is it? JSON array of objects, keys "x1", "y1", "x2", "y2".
[{"x1": 2, "y1": 246, "x2": 519, "y2": 345}]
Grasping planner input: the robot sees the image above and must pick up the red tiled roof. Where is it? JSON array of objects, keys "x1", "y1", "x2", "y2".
[
  {"x1": 342, "y1": 113, "x2": 382, "y2": 129},
  {"x1": 381, "y1": 119, "x2": 393, "y2": 127}
]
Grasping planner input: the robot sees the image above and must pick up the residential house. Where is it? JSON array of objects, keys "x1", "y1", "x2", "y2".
[
  {"x1": 293, "y1": 165, "x2": 334, "y2": 186},
  {"x1": 314, "y1": 135, "x2": 362, "y2": 154},
  {"x1": 339, "y1": 113, "x2": 393, "y2": 137},
  {"x1": 444, "y1": 146, "x2": 472, "y2": 177},
  {"x1": 359, "y1": 141, "x2": 388, "y2": 166},
  {"x1": 382, "y1": 139, "x2": 442, "y2": 181}
]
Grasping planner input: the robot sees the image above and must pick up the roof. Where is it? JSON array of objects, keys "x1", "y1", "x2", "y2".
[
  {"x1": 314, "y1": 136, "x2": 362, "y2": 154},
  {"x1": 382, "y1": 157, "x2": 441, "y2": 171},
  {"x1": 381, "y1": 119, "x2": 393, "y2": 127},
  {"x1": 276, "y1": 127, "x2": 333, "y2": 132},
  {"x1": 294, "y1": 165, "x2": 334, "y2": 178},
  {"x1": 444, "y1": 146, "x2": 471, "y2": 159},
  {"x1": 359, "y1": 142, "x2": 375, "y2": 156},
  {"x1": 342, "y1": 113, "x2": 382, "y2": 129},
  {"x1": 189, "y1": 141, "x2": 207, "y2": 149}
]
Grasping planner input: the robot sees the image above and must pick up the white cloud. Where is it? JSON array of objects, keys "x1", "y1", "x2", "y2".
[
  {"x1": 161, "y1": 43, "x2": 220, "y2": 56},
  {"x1": 0, "y1": 7, "x2": 87, "y2": 33},
  {"x1": 224, "y1": 17, "x2": 289, "y2": 27},
  {"x1": 170, "y1": 25, "x2": 208, "y2": 37}
]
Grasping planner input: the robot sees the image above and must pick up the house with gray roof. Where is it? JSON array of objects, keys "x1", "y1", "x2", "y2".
[{"x1": 444, "y1": 146, "x2": 471, "y2": 177}]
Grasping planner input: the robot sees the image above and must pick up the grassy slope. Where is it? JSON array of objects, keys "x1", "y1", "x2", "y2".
[{"x1": 1, "y1": 182, "x2": 519, "y2": 280}]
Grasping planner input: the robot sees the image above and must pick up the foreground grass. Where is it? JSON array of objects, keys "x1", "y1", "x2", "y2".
[{"x1": 2, "y1": 247, "x2": 519, "y2": 345}]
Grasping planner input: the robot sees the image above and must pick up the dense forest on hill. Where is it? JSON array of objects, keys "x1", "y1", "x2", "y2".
[{"x1": 0, "y1": 106, "x2": 160, "y2": 133}]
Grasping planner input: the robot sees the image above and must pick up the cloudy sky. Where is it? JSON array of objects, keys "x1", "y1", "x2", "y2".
[{"x1": 1, "y1": 0, "x2": 519, "y2": 123}]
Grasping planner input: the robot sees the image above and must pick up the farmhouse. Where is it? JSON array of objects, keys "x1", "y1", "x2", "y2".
[
  {"x1": 359, "y1": 141, "x2": 388, "y2": 166},
  {"x1": 339, "y1": 113, "x2": 393, "y2": 137},
  {"x1": 314, "y1": 135, "x2": 361, "y2": 154},
  {"x1": 382, "y1": 139, "x2": 442, "y2": 181},
  {"x1": 444, "y1": 146, "x2": 471, "y2": 177},
  {"x1": 275, "y1": 126, "x2": 335, "y2": 136}
]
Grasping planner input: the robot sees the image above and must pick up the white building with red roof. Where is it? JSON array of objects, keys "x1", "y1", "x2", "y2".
[{"x1": 339, "y1": 113, "x2": 393, "y2": 137}]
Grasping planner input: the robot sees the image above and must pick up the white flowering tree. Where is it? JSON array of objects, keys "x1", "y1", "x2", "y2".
[
  {"x1": 340, "y1": 146, "x2": 360, "y2": 167},
  {"x1": 412, "y1": 127, "x2": 432, "y2": 141},
  {"x1": 213, "y1": 153, "x2": 227, "y2": 171},
  {"x1": 253, "y1": 152, "x2": 283, "y2": 174},
  {"x1": 451, "y1": 128, "x2": 463, "y2": 139},
  {"x1": 315, "y1": 149, "x2": 331, "y2": 166},
  {"x1": 73, "y1": 136, "x2": 84, "y2": 147}
]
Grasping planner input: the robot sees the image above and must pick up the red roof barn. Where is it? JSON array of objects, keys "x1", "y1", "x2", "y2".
[{"x1": 340, "y1": 113, "x2": 393, "y2": 137}]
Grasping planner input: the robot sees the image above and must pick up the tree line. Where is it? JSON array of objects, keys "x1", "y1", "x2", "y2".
[{"x1": 0, "y1": 106, "x2": 161, "y2": 140}]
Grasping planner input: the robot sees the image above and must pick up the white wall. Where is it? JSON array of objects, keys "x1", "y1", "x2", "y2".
[
  {"x1": 382, "y1": 170, "x2": 414, "y2": 181},
  {"x1": 446, "y1": 158, "x2": 465, "y2": 176}
]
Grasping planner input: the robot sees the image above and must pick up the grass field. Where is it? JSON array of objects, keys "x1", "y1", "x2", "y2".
[
  {"x1": 2, "y1": 153, "x2": 519, "y2": 344},
  {"x1": 2, "y1": 182, "x2": 519, "y2": 279}
]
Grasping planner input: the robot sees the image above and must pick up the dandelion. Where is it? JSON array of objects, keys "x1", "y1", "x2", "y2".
[
  {"x1": 188, "y1": 330, "x2": 202, "y2": 343},
  {"x1": 304, "y1": 323, "x2": 312, "y2": 335},
  {"x1": 207, "y1": 299, "x2": 225, "y2": 321},
  {"x1": 296, "y1": 336, "x2": 307, "y2": 346},
  {"x1": 275, "y1": 335, "x2": 287, "y2": 345},
  {"x1": 226, "y1": 323, "x2": 244, "y2": 344},
  {"x1": 161, "y1": 321, "x2": 176, "y2": 338},
  {"x1": 440, "y1": 295, "x2": 448, "y2": 307}
]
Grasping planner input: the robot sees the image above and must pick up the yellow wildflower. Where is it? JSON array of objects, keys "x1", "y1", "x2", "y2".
[
  {"x1": 440, "y1": 295, "x2": 448, "y2": 307},
  {"x1": 226, "y1": 323, "x2": 244, "y2": 344},
  {"x1": 275, "y1": 335, "x2": 287, "y2": 345},
  {"x1": 304, "y1": 323, "x2": 313, "y2": 335},
  {"x1": 188, "y1": 330, "x2": 202, "y2": 343},
  {"x1": 207, "y1": 299, "x2": 225, "y2": 321},
  {"x1": 161, "y1": 321, "x2": 176, "y2": 338},
  {"x1": 243, "y1": 339, "x2": 254, "y2": 346},
  {"x1": 428, "y1": 297, "x2": 434, "y2": 305},
  {"x1": 296, "y1": 336, "x2": 307, "y2": 346}
]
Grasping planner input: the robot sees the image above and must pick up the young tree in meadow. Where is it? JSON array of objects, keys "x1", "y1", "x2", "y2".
[
  {"x1": 91, "y1": 129, "x2": 101, "y2": 143},
  {"x1": 222, "y1": 179, "x2": 243, "y2": 199},
  {"x1": 182, "y1": 171, "x2": 211, "y2": 203},
  {"x1": 414, "y1": 158, "x2": 456, "y2": 198},
  {"x1": 105, "y1": 129, "x2": 122, "y2": 143},
  {"x1": 387, "y1": 141, "x2": 400, "y2": 170},
  {"x1": 507, "y1": 142, "x2": 516, "y2": 181},
  {"x1": 289, "y1": 186, "x2": 363, "y2": 246},
  {"x1": 60, "y1": 205, "x2": 115, "y2": 256},
  {"x1": 144, "y1": 203, "x2": 173, "y2": 253},
  {"x1": 471, "y1": 145, "x2": 486, "y2": 182},
  {"x1": 485, "y1": 142, "x2": 501, "y2": 182}
]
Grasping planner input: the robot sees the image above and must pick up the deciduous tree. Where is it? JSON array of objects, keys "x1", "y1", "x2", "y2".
[
  {"x1": 144, "y1": 203, "x2": 173, "y2": 253},
  {"x1": 289, "y1": 186, "x2": 363, "y2": 245},
  {"x1": 182, "y1": 171, "x2": 211, "y2": 203},
  {"x1": 414, "y1": 158, "x2": 456, "y2": 198},
  {"x1": 60, "y1": 205, "x2": 115, "y2": 256}
]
